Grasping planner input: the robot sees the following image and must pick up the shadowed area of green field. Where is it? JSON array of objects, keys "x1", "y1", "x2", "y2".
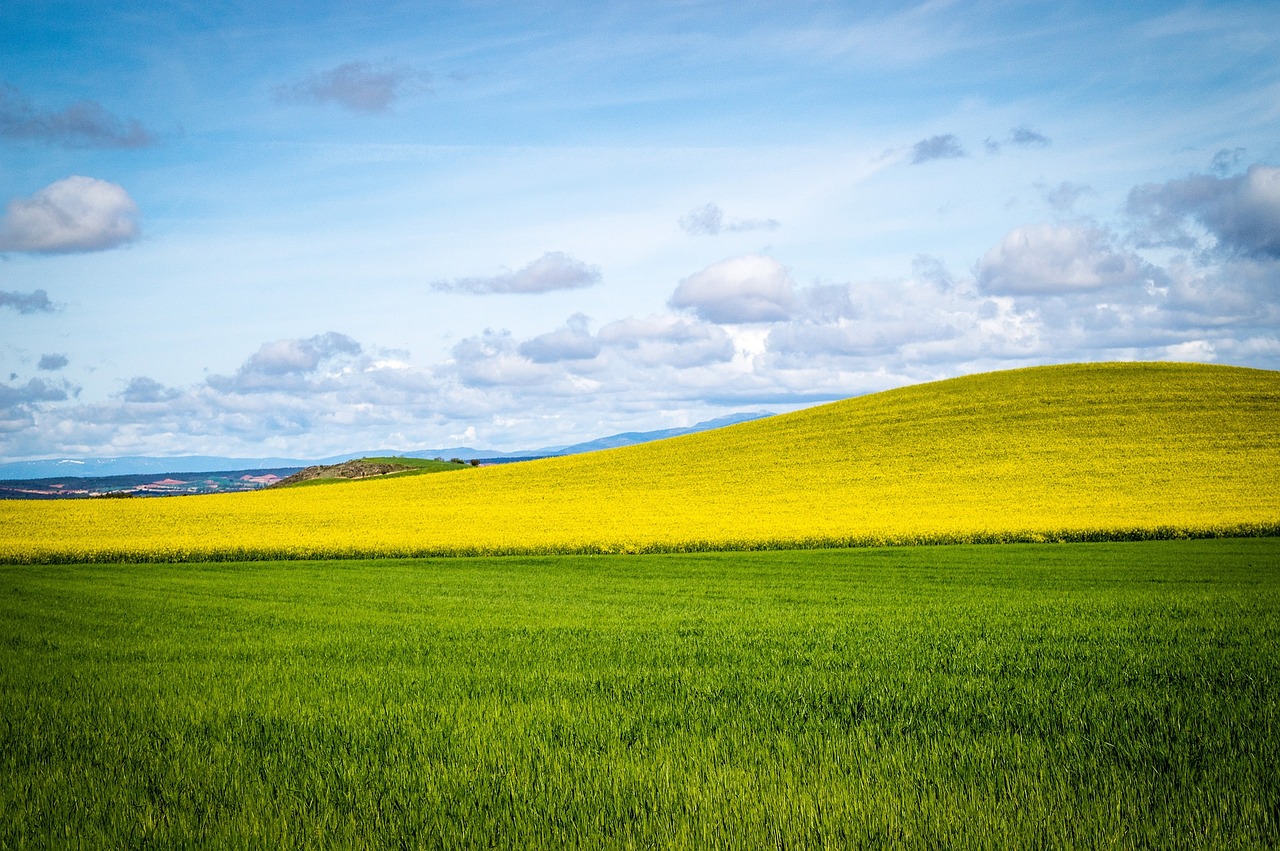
[{"x1": 3, "y1": 539, "x2": 1277, "y2": 848}]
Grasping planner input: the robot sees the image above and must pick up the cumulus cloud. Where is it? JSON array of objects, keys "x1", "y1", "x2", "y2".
[
  {"x1": 763, "y1": 271, "x2": 1022, "y2": 369},
  {"x1": 118, "y1": 376, "x2": 180, "y2": 403},
  {"x1": 7, "y1": 239, "x2": 1280, "y2": 460},
  {"x1": 9, "y1": 153, "x2": 1280, "y2": 461},
  {"x1": 0, "y1": 377, "x2": 68, "y2": 408},
  {"x1": 801, "y1": 283, "x2": 859, "y2": 322},
  {"x1": 0, "y1": 332, "x2": 464, "y2": 457},
  {"x1": 274, "y1": 61, "x2": 429, "y2": 113},
  {"x1": 976, "y1": 224, "x2": 1156, "y2": 295},
  {"x1": 245, "y1": 332, "x2": 361, "y2": 375},
  {"x1": 37, "y1": 353, "x2": 68, "y2": 371},
  {"x1": 0, "y1": 83, "x2": 155, "y2": 148},
  {"x1": 207, "y1": 332, "x2": 363, "y2": 393},
  {"x1": 0, "y1": 176, "x2": 140, "y2": 253},
  {"x1": 0, "y1": 289, "x2": 56, "y2": 313},
  {"x1": 598, "y1": 315, "x2": 735, "y2": 368},
  {"x1": 433, "y1": 252, "x2": 602, "y2": 294},
  {"x1": 451, "y1": 329, "x2": 551, "y2": 388},
  {"x1": 669, "y1": 254, "x2": 799, "y2": 323},
  {"x1": 449, "y1": 311, "x2": 740, "y2": 394},
  {"x1": 0, "y1": 377, "x2": 74, "y2": 432},
  {"x1": 518, "y1": 314, "x2": 602, "y2": 363},
  {"x1": 911, "y1": 134, "x2": 965, "y2": 164},
  {"x1": 679, "y1": 202, "x2": 781, "y2": 236},
  {"x1": 1127, "y1": 164, "x2": 1280, "y2": 258}
]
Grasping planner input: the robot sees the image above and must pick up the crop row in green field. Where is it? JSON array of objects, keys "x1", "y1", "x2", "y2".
[
  {"x1": 2, "y1": 362, "x2": 1278, "y2": 563},
  {"x1": 3, "y1": 539, "x2": 1278, "y2": 848}
]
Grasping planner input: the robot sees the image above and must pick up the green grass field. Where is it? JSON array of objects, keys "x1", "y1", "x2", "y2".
[{"x1": 4, "y1": 539, "x2": 1277, "y2": 848}]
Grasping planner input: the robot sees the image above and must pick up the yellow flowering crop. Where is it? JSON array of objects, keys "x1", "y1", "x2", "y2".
[{"x1": 3, "y1": 362, "x2": 1277, "y2": 563}]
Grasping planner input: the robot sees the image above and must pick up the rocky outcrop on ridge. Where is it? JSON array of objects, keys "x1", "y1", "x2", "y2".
[{"x1": 271, "y1": 460, "x2": 413, "y2": 488}]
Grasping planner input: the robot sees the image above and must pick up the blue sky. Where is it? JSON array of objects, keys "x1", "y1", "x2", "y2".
[{"x1": 2, "y1": 0, "x2": 1278, "y2": 460}]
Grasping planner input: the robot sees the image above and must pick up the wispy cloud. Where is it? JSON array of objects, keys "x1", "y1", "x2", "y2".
[
  {"x1": 0, "y1": 176, "x2": 140, "y2": 254},
  {"x1": 679, "y1": 203, "x2": 780, "y2": 236},
  {"x1": 1041, "y1": 181, "x2": 1092, "y2": 213},
  {"x1": 433, "y1": 252, "x2": 602, "y2": 295},
  {"x1": 0, "y1": 82, "x2": 156, "y2": 149},
  {"x1": 274, "y1": 61, "x2": 429, "y2": 114}
]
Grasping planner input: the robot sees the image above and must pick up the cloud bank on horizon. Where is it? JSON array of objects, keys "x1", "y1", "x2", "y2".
[{"x1": 1, "y1": 0, "x2": 1278, "y2": 461}]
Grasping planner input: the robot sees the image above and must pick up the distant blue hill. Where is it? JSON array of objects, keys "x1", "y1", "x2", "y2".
[
  {"x1": 0, "y1": 412, "x2": 773, "y2": 480},
  {"x1": 394, "y1": 411, "x2": 773, "y2": 461}
]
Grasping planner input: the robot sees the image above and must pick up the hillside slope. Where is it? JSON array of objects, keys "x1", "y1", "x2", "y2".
[{"x1": 3, "y1": 362, "x2": 1278, "y2": 562}]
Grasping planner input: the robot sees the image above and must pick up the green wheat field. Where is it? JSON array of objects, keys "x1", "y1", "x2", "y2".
[{"x1": 4, "y1": 540, "x2": 1278, "y2": 848}]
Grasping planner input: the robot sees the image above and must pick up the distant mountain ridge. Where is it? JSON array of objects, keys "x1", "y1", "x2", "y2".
[{"x1": 0, "y1": 412, "x2": 773, "y2": 480}]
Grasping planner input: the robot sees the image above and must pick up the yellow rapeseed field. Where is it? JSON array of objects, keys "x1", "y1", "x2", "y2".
[{"x1": 3, "y1": 362, "x2": 1278, "y2": 562}]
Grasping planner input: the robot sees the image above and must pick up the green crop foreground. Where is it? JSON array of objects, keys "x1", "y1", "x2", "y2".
[{"x1": 3, "y1": 539, "x2": 1278, "y2": 848}]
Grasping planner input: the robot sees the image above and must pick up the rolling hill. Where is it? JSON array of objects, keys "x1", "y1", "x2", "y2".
[{"x1": 3, "y1": 362, "x2": 1277, "y2": 562}]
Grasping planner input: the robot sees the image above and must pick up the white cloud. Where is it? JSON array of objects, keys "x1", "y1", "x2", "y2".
[
  {"x1": 598, "y1": 314, "x2": 735, "y2": 368},
  {"x1": 764, "y1": 271, "x2": 1041, "y2": 372},
  {"x1": 976, "y1": 224, "x2": 1154, "y2": 295},
  {"x1": 0, "y1": 176, "x2": 140, "y2": 253},
  {"x1": 669, "y1": 254, "x2": 799, "y2": 323},
  {"x1": 8, "y1": 152, "x2": 1280, "y2": 461},
  {"x1": 518, "y1": 314, "x2": 602, "y2": 363},
  {"x1": 451, "y1": 329, "x2": 551, "y2": 388},
  {"x1": 0, "y1": 377, "x2": 75, "y2": 433},
  {"x1": 1163, "y1": 340, "x2": 1216, "y2": 362},
  {"x1": 433, "y1": 252, "x2": 602, "y2": 294},
  {"x1": 206, "y1": 332, "x2": 363, "y2": 393}
]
